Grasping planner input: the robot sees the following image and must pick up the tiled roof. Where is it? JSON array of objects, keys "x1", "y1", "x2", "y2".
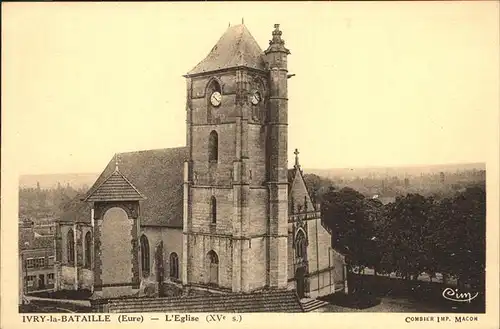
[
  {"x1": 33, "y1": 235, "x2": 55, "y2": 250},
  {"x1": 186, "y1": 24, "x2": 266, "y2": 76},
  {"x1": 100, "y1": 290, "x2": 304, "y2": 313},
  {"x1": 20, "y1": 235, "x2": 54, "y2": 251},
  {"x1": 84, "y1": 170, "x2": 145, "y2": 202},
  {"x1": 82, "y1": 147, "x2": 188, "y2": 227},
  {"x1": 59, "y1": 194, "x2": 92, "y2": 224}
]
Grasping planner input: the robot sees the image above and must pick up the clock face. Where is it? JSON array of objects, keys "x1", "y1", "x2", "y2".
[
  {"x1": 210, "y1": 91, "x2": 222, "y2": 107},
  {"x1": 250, "y1": 91, "x2": 261, "y2": 105}
]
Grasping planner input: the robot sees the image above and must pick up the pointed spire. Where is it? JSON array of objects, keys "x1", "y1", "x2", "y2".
[{"x1": 242, "y1": 17, "x2": 244, "y2": 25}]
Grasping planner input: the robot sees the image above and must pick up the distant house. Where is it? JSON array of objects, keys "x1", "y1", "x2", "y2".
[
  {"x1": 19, "y1": 219, "x2": 55, "y2": 300},
  {"x1": 371, "y1": 195, "x2": 396, "y2": 205}
]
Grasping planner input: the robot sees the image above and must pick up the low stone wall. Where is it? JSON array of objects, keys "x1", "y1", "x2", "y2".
[
  {"x1": 78, "y1": 268, "x2": 93, "y2": 290},
  {"x1": 59, "y1": 266, "x2": 76, "y2": 290}
]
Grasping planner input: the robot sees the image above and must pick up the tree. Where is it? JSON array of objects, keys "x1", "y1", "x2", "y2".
[
  {"x1": 378, "y1": 194, "x2": 435, "y2": 280},
  {"x1": 303, "y1": 174, "x2": 336, "y2": 204},
  {"x1": 433, "y1": 186, "x2": 486, "y2": 288},
  {"x1": 321, "y1": 187, "x2": 380, "y2": 292}
]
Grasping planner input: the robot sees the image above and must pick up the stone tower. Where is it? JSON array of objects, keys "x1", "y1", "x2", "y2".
[{"x1": 182, "y1": 23, "x2": 290, "y2": 293}]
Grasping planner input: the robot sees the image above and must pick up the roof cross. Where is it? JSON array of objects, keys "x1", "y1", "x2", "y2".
[
  {"x1": 294, "y1": 148, "x2": 300, "y2": 168},
  {"x1": 114, "y1": 153, "x2": 120, "y2": 172}
]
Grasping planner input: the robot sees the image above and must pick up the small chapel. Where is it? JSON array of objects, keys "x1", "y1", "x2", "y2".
[{"x1": 55, "y1": 23, "x2": 347, "y2": 302}]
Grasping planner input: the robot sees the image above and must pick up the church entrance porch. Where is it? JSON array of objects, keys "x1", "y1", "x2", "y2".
[{"x1": 296, "y1": 267, "x2": 306, "y2": 298}]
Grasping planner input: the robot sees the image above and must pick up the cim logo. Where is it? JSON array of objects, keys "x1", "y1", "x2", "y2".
[{"x1": 442, "y1": 287, "x2": 479, "y2": 303}]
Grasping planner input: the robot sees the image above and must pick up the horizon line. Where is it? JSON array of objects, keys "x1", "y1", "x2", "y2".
[{"x1": 18, "y1": 161, "x2": 486, "y2": 177}]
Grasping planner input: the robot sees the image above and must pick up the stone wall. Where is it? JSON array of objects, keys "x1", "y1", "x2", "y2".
[
  {"x1": 98, "y1": 207, "x2": 135, "y2": 297},
  {"x1": 247, "y1": 124, "x2": 267, "y2": 185},
  {"x1": 138, "y1": 227, "x2": 183, "y2": 296},
  {"x1": 245, "y1": 237, "x2": 267, "y2": 291},
  {"x1": 187, "y1": 234, "x2": 232, "y2": 290},
  {"x1": 248, "y1": 188, "x2": 267, "y2": 236},
  {"x1": 78, "y1": 268, "x2": 94, "y2": 290},
  {"x1": 59, "y1": 265, "x2": 76, "y2": 290},
  {"x1": 163, "y1": 228, "x2": 183, "y2": 282},
  {"x1": 308, "y1": 270, "x2": 335, "y2": 298},
  {"x1": 191, "y1": 187, "x2": 233, "y2": 235}
]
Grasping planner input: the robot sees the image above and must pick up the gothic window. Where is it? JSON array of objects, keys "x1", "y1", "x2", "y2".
[
  {"x1": 67, "y1": 229, "x2": 75, "y2": 265},
  {"x1": 207, "y1": 80, "x2": 222, "y2": 122},
  {"x1": 208, "y1": 131, "x2": 218, "y2": 162},
  {"x1": 84, "y1": 231, "x2": 92, "y2": 269},
  {"x1": 169, "y1": 252, "x2": 179, "y2": 280},
  {"x1": 207, "y1": 79, "x2": 222, "y2": 97},
  {"x1": 207, "y1": 250, "x2": 219, "y2": 286},
  {"x1": 295, "y1": 230, "x2": 307, "y2": 260},
  {"x1": 140, "y1": 235, "x2": 150, "y2": 277},
  {"x1": 211, "y1": 196, "x2": 217, "y2": 224}
]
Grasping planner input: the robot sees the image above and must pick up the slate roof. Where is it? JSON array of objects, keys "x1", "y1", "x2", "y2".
[
  {"x1": 288, "y1": 168, "x2": 297, "y2": 188},
  {"x1": 84, "y1": 147, "x2": 188, "y2": 227},
  {"x1": 84, "y1": 170, "x2": 146, "y2": 202},
  {"x1": 100, "y1": 290, "x2": 304, "y2": 313},
  {"x1": 186, "y1": 24, "x2": 266, "y2": 76}
]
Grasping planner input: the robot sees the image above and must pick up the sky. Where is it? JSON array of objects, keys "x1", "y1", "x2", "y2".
[{"x1": 2, "y1": 2, "x2": 499, "y2": 175}]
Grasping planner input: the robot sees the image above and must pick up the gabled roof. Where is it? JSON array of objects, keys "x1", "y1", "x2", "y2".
[
  {"x1": 186, "y1": 24, "x2": 266, "y2": 76},
  {"x1": 84, "y1": 169, "x2": 146, "y2": 202},
  {"x1": 84, "y1": 147, "x2": 188, "y2": 227},
  {"x1": 288, "y1": 167, "x2": 316, "y2": 212}
]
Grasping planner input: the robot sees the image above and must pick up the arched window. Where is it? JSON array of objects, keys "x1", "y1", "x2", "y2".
[
  {"x1": 67, "y1": 229, "x2": 75, "y2": 265},
  {"x1": 169, "y1": 252, "x2": 179, "y2": 280},
  {"x1": 208, "y1": 79, "x2": 221, "y2": 94},
  {"x1": 207, "y1": 80, "x2": 222, "y2": 123},
  {"x1": 140, "y1": 235, "x2": 150, "y2": 277},
  {"x1": 84, "y1": 231, "x2": 92, "y2": 268},
  {"x1": 208, "y1": 131, "x2": 218, "y2": 162},
  {"x1": 211, "y1": 196, "x2": 217, "y2": 224},
  {"x1": 207, "y1": 250, "x2": 219, "y2": 286},
  {"x1": 295, "y1": 230, "x2": 307, "y2": 259}
]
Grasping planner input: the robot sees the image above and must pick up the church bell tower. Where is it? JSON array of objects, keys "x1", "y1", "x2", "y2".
[{"x1": 182, "y1": 23, "x2": 290, "y2": 293}]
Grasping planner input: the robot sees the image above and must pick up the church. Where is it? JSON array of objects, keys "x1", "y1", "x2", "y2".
[{"x1": 55, "y1": 23, "x2": 347, "y2": 302}]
